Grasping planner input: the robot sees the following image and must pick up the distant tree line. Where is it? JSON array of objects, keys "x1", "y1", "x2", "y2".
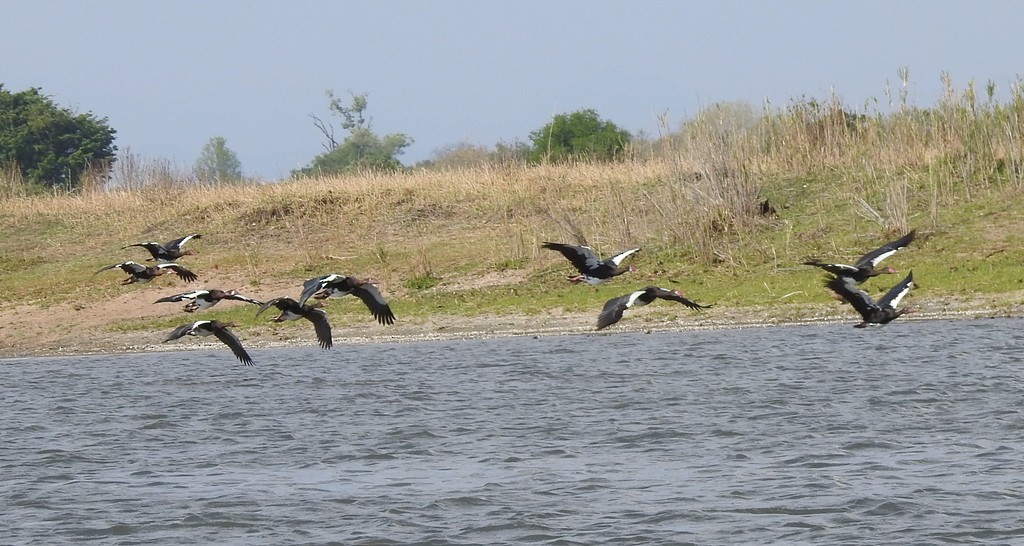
[
  {"x1": 0, "y1": 82, "x2": 641, "y2": 190},
  {"x1": 294, "y1": 90, "x2": 634, "y2": 177},
  {"x1": 414, "y1": 109, "x2": 632, "y2": 170}
]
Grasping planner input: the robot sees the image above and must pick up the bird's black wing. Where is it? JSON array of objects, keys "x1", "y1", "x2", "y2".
[
  {"x1": 255, "y1": 297, "x2": 288, "y2": 318},
  {"x1": 542, "y1": 242, "x2": 602, "y2": 273},
  {"x1": 653, "y1": 288, "x2": 712, "y2": 311},
  {"x1": 213, "y1": 326, "x2": 254, "y2": 366},
  {"x1": 803, "y1": 260, "x2": 861, "y2": 276},
  {"x1": 164, "y1": 322, "x2": 198, "y2": 342},
  {"x1": 166, "y1": 233, "x2": 201, "y2": 251},
  {"x1": 95, "y1": 262, "x2": 128, "y2": 275},
  {"x1": 154, "y1": 290, "x2": 205, "y2": 304},
  {"x1": 118, "y1": 261, "x2": 150, "y2": 275},
  {"x1": 298, "y1": 275, "x2": 332, "y2": 306},
  {"x1": 122, "y1": 242, "x2": 163, "y2": 260},
  {"x1": 159, "y1": 263, "x2": 198, "y2": 283},
  {"x1": 826, "y1": 275, "x2": 878, "y2": 321},
  {"x1": 855, "y1": 230, "x2": 916, "y2": 269},
  {"x1": 596, "y1": 292, "x2": 636, "y2": 330},
  {"x1": 877, "y1": 271, "x2": 914, "y2": 310},
  {"x1": 301, "y1": 307, "x2": 333, "y2": 349},
  {"x1": 224, "y1": 293, "x2": 263, "y2": 306},
  {"x1": 351, "y1": 284, "x2": 396, "y2": 325}
]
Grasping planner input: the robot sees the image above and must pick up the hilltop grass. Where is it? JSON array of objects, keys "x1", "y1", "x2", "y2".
[{"x1": 3, "y1": 76, "x2": 1024, "y2": 351}]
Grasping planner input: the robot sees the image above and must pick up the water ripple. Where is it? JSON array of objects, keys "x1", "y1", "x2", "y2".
[{"x1": 2, "y1": 318, "x2": 1024, "y2": 544}]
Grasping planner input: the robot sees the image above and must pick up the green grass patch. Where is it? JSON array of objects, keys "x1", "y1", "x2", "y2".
[{"x1": 404, "y1": 274, "x2": 441, "y2": 291}]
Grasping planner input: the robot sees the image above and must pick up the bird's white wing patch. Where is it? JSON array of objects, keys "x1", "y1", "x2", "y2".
[
  {"x1": 610, "y1": 248, "x2": 641, "y2": 266},
  {"x1": 625, "y1": 290, "x2": 645, "y2": 309},
  {"x1": 886, "y1": 280, "x2": 914, "y2": 308},
  {"x1": 866, "y1": 248, "x2": 898, "y2": 267},
  {"x1": 828, "y1": 263, "x2": 861, "y2": 273}
]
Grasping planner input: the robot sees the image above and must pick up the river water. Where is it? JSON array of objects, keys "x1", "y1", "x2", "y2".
[{"x1": 3, "y1": 318, "x2": 1024, "y2": 544}]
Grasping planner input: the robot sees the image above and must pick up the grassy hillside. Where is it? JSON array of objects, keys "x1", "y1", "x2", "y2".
[{"x1": 2, "y1": 80, "x2": 1024, "y2": 353}]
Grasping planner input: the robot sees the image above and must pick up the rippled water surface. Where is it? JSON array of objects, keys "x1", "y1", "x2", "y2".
[{"x1": 4, "y1": 318, "x2": 1024, "y2": 544}]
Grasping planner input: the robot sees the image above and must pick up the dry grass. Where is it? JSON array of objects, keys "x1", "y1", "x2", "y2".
[
  {"x1": 1, "y1": 160, "x2": 694, "y2": 246},
  {"x1": 0, "y1": 161, "x2": 703, "y2": 297}
]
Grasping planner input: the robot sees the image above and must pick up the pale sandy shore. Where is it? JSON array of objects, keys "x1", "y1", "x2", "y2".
[{"x1": 1, "y1": 294, "x2": 1019, "y2": 360}]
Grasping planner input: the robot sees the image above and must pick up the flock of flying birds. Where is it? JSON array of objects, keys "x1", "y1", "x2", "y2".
[
  {"x1": 95, "y1": 233, "x2": 395, "y2": 366},
  {"x1": 94, "y1": 230, "x2": 917, "y2": 365},
  {"x1": 542, "y1": 229, "x2": 917, "y2": 331}
]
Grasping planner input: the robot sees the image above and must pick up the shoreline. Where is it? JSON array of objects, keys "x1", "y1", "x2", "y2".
[{"x1": 3, "y1": 302, "x2": 1018, "y2": 361}]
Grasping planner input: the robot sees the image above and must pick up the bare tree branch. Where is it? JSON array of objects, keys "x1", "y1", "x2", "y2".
[{"x1": 309, "y1": 113, "x2": 337, "y2": 151}]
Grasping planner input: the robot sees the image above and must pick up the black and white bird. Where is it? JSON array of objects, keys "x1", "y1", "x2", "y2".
[
  {"x1": 95, "y1": 261, "x2": 198, "y2": 284},
  {"x1": 826, "y1": 271, "x2": 915, "y2": 328},
  {"x1": 298, "y1": 274, "x2": 395, "y2": 325},
  {"x1": 163, "y1": 320, "x2": 253, "y2": 366},
  {"x1": 256, "y1": 297, "x2": 333, "y2": 349},
  {"x1": 155, "y1": 289, "x2": 262, "y2": 313},
  {"x1": 804, "y1": 230, "x2": 916, "y2": 284},
  {"x1": 123, "y1": 233, "x2": 201, "y2": 262},
  {"x1": 597, "y1": 286, "x2": 712, "y2": 330},
  {"x1": 541, "y1": 242, "x2": 641, "y2": 285}
]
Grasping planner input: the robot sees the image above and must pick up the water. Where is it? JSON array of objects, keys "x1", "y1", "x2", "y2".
[{"x1": 3, "y1": 318, "x2": 1024, "y2": 545}]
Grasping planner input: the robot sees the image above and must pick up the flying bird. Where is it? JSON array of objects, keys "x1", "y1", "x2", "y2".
[
  {"x1": 826, "y1": 271, "x2": 915, "y2": 328},
  {"x1": 256, "y1": 297, "x2": 333, "y2": 349},
  {"x1": 163, "y1": 320, "x2": 253, "y2": 366},
  {"x1": 155, "y1": 289, "x2": 262, "y2": 312},
  {"x1": 123, "y1": 233, "x2": 201, "y2": 262},
  {"x1": 541, "y1": 242, "x2": 640, "y2": 285},
  {"x1": 95, "y1": 261, "x2": 198, "y2": 284},
  {"x1": 804, "y1": 230, "x2": 916, "y2": 284},
  {"x1": 597, "y1": 286, "x2": 712, "y2": 330},
  {"x1": 298, "y1": 274, "x2": 395, "y2": 325}
]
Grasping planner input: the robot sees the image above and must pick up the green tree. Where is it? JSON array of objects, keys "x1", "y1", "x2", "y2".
[
  {"x1": 194, "y1": 136, "x2": 243, "y2": 182},
  {"x1": 297, "y1": 91, "x2": 412, "y2": 176},
  {"x1": 527, "y1": 108, "x2": 631, "y2": 163},
  {"x1": 328, "y1": 89, "x2": 368, "y2": 131},
  {"x1": 307, "y1": 129, "x2": 410, "y2": 173},
  {"x1": 0, "y1": 84, "x2": 117, "y2": 189}
]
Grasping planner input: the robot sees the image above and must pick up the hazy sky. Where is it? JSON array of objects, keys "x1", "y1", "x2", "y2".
[{"x1": 3, "y1": 1, "x2": 1023, "y2": 179}]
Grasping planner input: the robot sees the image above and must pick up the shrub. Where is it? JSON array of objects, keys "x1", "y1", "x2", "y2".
[{"x1": 527, "y1": 108, "x2": 631, "y2": 163}]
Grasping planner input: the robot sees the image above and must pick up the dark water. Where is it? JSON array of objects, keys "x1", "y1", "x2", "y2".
[{"x1": 3, "y1": 318, "x2": 1024, "y2": 545}]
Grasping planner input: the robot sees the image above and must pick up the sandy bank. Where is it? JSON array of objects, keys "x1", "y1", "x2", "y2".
[{"x1": 1, "y1": 295, "x2": 1018, "y2": 361}]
